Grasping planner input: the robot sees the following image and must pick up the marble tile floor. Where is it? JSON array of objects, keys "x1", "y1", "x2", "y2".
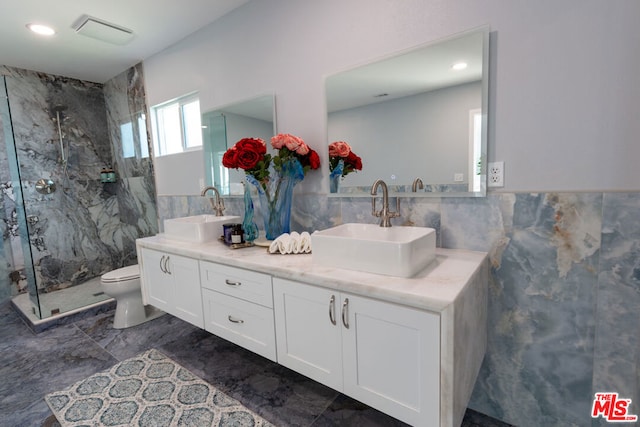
[{"x1": 0, "y1": 301, "x2": 512, "y2": 427}]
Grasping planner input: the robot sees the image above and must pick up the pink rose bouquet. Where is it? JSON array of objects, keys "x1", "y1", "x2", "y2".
[{"x1": 328, "y1": 141, "x2": 362, "y2": 177}]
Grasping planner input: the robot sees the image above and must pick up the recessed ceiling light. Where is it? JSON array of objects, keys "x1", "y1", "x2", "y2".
[
  {"x1": 27, "y1": 23, "x2": 56, "y2": 36},
  {"x1": 451, "y1": 62, "x2": 468, "y2": 71}
]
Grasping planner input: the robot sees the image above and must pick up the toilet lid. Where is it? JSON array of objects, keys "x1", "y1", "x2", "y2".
[{"x1": 102, "y1": 264, "x2": 140, "y2": 283}]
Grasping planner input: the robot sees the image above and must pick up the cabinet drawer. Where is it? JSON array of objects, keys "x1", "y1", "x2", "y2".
[
  {"x1": 200, "y1": 261, "x2": 273, "y2": 307},
  {"x1": 202, "y1": 289, "x2": 276, "y2": 362}
]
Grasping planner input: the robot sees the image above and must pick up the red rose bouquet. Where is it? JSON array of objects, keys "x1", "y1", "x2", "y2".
[
  {"x1": 223, "y1": 134, "x2": 320, "y2": 189},
  {"x1": 223, "y1": 133, "x2": 320, "y2": 239},
  {"x1": 328, "y1": 141, "x2": 362, "y2": 177}
]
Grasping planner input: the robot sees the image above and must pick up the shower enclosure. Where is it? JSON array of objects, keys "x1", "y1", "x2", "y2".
[{"x1": 0, "y1": 65, "x2": 158, "y2": 322}]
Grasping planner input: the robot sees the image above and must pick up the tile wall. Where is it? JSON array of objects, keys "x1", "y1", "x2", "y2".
[{"x1": 157, "y1": 190, "x2": 640, "y2": 426}]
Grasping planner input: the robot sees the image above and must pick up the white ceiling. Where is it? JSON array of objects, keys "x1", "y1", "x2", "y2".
[{"x1": 0, "y1": 0, "x2": 250, "y2": 83}]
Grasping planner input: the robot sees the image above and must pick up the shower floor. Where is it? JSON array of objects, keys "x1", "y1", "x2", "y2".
[{"x1": 12, "y1": 277, "x2": 113, "y2": 327}]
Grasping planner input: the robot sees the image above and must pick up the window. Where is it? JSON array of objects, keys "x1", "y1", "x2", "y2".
[
  {"x1": 151, "y1": 94, "x2": 202, "y2": 156},
  {"x1": 121, "y1": 112, "x2": 149, "y2": 159}
]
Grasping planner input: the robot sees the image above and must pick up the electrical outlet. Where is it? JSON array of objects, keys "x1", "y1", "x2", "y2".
[{"x1": 488, "y1": 161, "x2": 504, "y2": 187}]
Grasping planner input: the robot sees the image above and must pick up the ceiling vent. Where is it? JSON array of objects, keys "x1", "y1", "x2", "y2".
[{"x1": 74, "y1": 15, "x2": 133, "y2": 45}]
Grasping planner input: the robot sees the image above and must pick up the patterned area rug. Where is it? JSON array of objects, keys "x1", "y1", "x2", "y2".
[{"x1": 45, "y1": 349, "x2": 274, "y2": 427}]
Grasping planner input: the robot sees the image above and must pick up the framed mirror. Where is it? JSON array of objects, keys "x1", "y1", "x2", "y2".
[
  {"x1": 202, "y1": 94, "x2": 276, "y2": 196},
  {"x1": 326, "y1": 27, "x2": 489, "y2": 197}
]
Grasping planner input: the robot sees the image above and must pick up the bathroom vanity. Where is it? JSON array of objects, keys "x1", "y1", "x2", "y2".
[{"x1": 136, "y1": 235, "x2": 488, "y2": 427}]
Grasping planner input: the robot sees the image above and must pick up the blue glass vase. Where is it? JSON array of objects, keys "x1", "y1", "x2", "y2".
[
  {"x1": 242, "y1": 179, "x2": 258, "y2": 243},
  {"x1": 329, "y1": 159, "x2": 344, "y2": 193},
  {"x1": 245, "y1": 158, "x2": 304, "y2": 240}
]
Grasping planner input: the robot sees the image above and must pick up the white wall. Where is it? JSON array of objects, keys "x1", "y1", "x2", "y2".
[
  {"x1": 154, "y1": 149, "x2": 203, "y2": 195},
  {"x1": 143, "y1": 0, "x2": 640, "y2": 192},
  {"x1": 329, "y1": 82, "x2": 480, "y2": 187}
]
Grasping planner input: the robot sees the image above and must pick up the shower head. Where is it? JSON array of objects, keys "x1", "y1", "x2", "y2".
[{"x1": 52, "y1": 105, "x2": 67, "y2": 123}]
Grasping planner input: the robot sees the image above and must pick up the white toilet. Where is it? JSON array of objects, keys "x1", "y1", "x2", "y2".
[{"x1": 101, "y1": 264, "x2": 164, "y2": 329}]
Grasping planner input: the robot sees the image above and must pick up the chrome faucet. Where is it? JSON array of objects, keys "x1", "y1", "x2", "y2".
[
  {"x1": 412, "y1": 177, "x2": 424, "y2": 192},
  {"x1": 370, "y1": 179, "x2": 400, "y2": 227},
  {"x1": 201, "y1": 186, "x2": 225, "y2": 216}
]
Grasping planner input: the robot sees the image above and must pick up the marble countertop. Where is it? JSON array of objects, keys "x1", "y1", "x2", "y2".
[{"x1": 136, "y1": 235, "x2": 488, "y2": 313}]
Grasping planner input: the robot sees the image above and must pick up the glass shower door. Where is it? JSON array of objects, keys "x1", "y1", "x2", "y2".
[
  {"x1": 3, "y1": 69, "x2": 116, "y2": 320},
  {"x1": 2, "y1": 64, "x2": 157, "y2": 321},
  {"x1": 1, "y1": 76, "x2": 42, "y2": 318}
]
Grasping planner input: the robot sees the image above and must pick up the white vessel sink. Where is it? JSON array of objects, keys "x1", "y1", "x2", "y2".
[
  {"x1": 163, "y1": 214, "x2": 241, "y2": 243},
  {"x1": 311, "y1": 223, "x2": 436, "y2": 278}
]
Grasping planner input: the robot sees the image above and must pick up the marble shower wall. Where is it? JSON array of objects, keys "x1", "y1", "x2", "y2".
[
  {"x1": 103, "y1": 64, "x2": 158, "y2": 267},
  {"x1": 157, "y1": 190, "x2": 640, "y2": 426},
  {"x1": 0, "y1": 65, "x2": 157, "y2": 302}
]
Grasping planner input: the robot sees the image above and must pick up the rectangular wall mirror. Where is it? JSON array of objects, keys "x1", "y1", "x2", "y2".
[
  {"x1": 325, "y1": 27, "x2": 489, "y2": 197},
  {"x1": 202, "y1": 94, "x2": 276, "y2": 195}
]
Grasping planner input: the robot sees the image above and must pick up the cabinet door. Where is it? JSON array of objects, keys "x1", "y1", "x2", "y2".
[
  {"x1": 168, "y1": 254, "x2": 203, "y2": 328},
  {"x1": 139, "y1": 248, "x2": 203, "y2": 328},
  {"x1": 273, "y1": 278, "x2": 343, "y2": 391},
  {"x1": 342, "y1": 295, "x2": 440, "y2": 426},
  {"x1": 140, "y1": 248, "x2": 173, "y2": 312}
]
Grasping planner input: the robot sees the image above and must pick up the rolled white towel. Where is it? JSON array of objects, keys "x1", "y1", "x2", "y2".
[
  {"x1": 286, "y1": 234, "x2": 298, "y2": 253},
  {"x1": 268, "y1": 233, "x2": 289, "y2": 254},
  {"x1": 289, "y1": 231, "x2": 301, "y2": 254},
  {"x1": 299, "y1": 231, "x2": 312, "y2": 253},
  {"x1": 268, "y1": 238, "x2": 280, "y2": 254},
  {"x1": 268, "y1": 232, "x2": 312, "y2": 254},
  {"x1": 277, "y1": 233, "x2": 290, "y2": 254}
]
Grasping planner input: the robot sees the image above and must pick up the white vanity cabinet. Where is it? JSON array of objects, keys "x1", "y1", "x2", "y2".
[
  {"x1": 137, "y1": 236, "x2": 487, "y2": 427},
  {"x1": 273, "y1": 277, "x2": 440, "y2": 426},
  {"x1": 138, "y1": 247, "x2": 203, "y2": 328},
  {"x1": 200, "y1": 261, "x2": 277, "y2": 362}
]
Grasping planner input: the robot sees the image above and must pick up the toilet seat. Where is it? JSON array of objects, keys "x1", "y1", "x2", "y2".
[{"x1": 102, "y1": 265, "x2": 139, "y2": 283}]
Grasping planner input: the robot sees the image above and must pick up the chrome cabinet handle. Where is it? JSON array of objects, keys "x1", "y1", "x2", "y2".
[
  {"x1": 342, "y1": 298, "x2": 350, "y2": 329},
  {"x1": 158, "y1": 254, "x2": 172, "y2": 274},
  {"x1": 163, "y1": 256, "x2": 171, "y2": 275},
  {"x1": 225, "y1": 279, "x2": 241, "y2": 286},
  {"x1": 228, "y1": 315, "x2": 244, "y2": 324},
  {"x1": 329, "y1": 295, "x2": 336, "y2": 325}
]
